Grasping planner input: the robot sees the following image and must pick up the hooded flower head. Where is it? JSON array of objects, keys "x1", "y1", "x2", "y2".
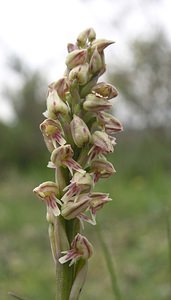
[
  {"x1": 90, "y1": 157, "x2": 116, "y2": 183},
  {"x1": 83, "y1": 93, "x2": 112, "y2": 112},
  {"x1": 62, "y1": 172, "x2": 93, "y2": 203},
  {"x1": 43, "y1": 90, "x2": 69, "y2": 119},
  {"x1": 88, "y1": 131, "x2": 115, "y2": 161},
  {"x1": 40, "y1": 118, "x2": 66, "y2": 152},
  {"x1": 88, "y1": 192, "x2": 112, "y2": 223},
  {"x1": 33, "y1": 181, "x2": 61, "y2": 216},
  {"x1": 92, "y1": 82, "x2": 118, "y2": 99},
  {"x1": 97, "y1": 111, "x2": 123, "y2": 134},
  {"x1": 59, "y1": 233, "x2": 93, "y2": 266},
  {"x1": 48, "y1": 145, "x2": 85, "y2": 175},
  {"x1": 61, "y1": 193, "x2": 91, "y2": 220}
]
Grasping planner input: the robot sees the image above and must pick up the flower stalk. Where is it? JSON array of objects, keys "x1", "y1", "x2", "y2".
[{"x1": 33, "y1": 28, "x2": 122, "y2": 300}]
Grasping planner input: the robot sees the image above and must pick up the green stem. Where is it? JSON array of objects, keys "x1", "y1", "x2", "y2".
[
  {"x1": 54, "y1": 216, "x2": 73, "y2": 300},
  {"x1": 54, "y1": 166, "x2": 74, "y2": 300},
  {"x1": 77, "y1": 145, "x2": 90, "y2": 168}
]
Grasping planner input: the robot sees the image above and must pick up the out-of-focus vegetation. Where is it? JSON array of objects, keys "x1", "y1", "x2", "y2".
[{"x1": 0, "y1": 31, "x2": 171, "y2": 300}]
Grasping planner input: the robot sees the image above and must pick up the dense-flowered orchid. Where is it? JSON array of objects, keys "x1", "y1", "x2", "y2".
[
  {"x1": 59, "y1": 233, "x2": 93, "y2": 266},
  {"x1": 48, "y1": 145, "x2": 85, "y2": 175},
  {"x1": 33, "y1": 181, "x2": 61, "y2": 216},
  {"x1": 33, "y1": 28, "x2": 122, "y2": 300}
]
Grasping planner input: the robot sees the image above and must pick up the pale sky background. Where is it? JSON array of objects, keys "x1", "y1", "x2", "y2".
[{"x1": 0, "y1": 0, "x2": 170, "y2": 122}]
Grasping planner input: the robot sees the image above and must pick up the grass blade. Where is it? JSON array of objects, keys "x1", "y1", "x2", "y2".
[
  {"x1": 8, "y1": 292, "x2": 28, "y2": 300},
  {"x1": 165, "y1": 207, "x2": 171, "y2": 288},
  {"x1": 96, "y1": 225, "x2": 122, "y2": 300}
]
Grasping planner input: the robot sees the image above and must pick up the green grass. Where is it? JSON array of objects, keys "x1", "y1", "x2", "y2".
[{"x1": 0, "y1": 131, "x2": 171, "y2": 300}]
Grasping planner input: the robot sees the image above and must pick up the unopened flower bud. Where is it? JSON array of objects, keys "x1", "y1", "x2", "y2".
[
  {"x1": 50, "y1": 77, "x2": 70, "y2": 101},
  {"x1": 70, "y1": 115, "x2": 91, "y2": 147},
  {"x1": 67, "y1": 43, "x2": 78, "y2": 53},
  {"x1": 43, "y1": 90, "x2": 69, "y2": 119},
  {"x1": 65, "y1": 49, "x2": 87, "y2": 69},
  {"x1": 77, "y1": 28, "x2": 96, "y2": 47},
  {"x1": 59, "y1": 233, "x2": 93, "y2": 266},
  {"x1": 91, "y1": 39, "x2": 114, "y2": 52},
  {"x1": 92, "y1": 82, "x2": 118, "y2": 99},
  {"x1": 89, "y1": 48, "x2": 104, "y2": 75},
  {"x1": 69, "y1": 63, "x2": 89, "y2": 85},
  {"x1": 83, "y1": 93, "x2": 112, "y2": 112},
  {"x1": 97, "y1": 111, "x2": 123, "y2": 134}
]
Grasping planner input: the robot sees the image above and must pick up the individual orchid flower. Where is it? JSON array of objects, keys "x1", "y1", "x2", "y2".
[
  {"x1": 97, "y1": 111, "x2": 123, "y2": 134},
  {"x1": 48, "y1": 145, "x2": 85, "y2": 175},
  {"x1": 40, "y1": 118, "x2": 66, "y2": 152},
  {"x1": 91, "y1": 39, "x2": 114, "y2": 52},
  {"x1": 88, "y1": 131, "x2": 115, "y2": 161},
  {"x1": 33, "y1": 181, "x2": 62, "y2": 216},
  {"x1": 78, "y1": 192, "x2": 112, "y2": 225},
  {"x1": 43, "y1": 89, "x2": 69, "y2": 119},
  {"x1": 88, "y1": 192, "x2": 112, "y2": 223},
  {"x1": 61, "y1": 193, "x2": 91, "y2": 220},
  {"x1": 65, "y1": 49, "x2": 87, "y2": 69},
  {"x1": 77, "y1": 27, "x2": 96, "y2": 47},
  {"x1": 48, "y1": 77, "x2": 70, "y2": 101},
  {"x1": 90, "y1": 157, "x2": 116, "y2": 183},
  {"x1": 61, "y1": 172, "x2": 93, "y2": 203},
  {"x1": 59, "y1": 233, "x2": 93, "y2": 266}
]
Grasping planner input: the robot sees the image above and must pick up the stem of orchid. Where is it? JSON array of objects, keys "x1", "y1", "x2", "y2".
[
  {"x1": 54, "y1": 216, "x2": 73, "y2": 300},
  {"x1": 55, "y1": 167, "x2": 68, "y2": 197},
  {"x1": 54, "y1": 167, "x2": 73, "y2": 300},
  {"x1": 69, "y1": 259, "x2": 88, "y2": 300},
  {"x1": 77, "y1": 145, "x2": 90, "y2": 168}
]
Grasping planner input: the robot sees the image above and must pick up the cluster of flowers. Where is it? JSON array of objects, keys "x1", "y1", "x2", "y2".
[{"x1": 33, "y1": 28, "x2": 122, "y2": 267}]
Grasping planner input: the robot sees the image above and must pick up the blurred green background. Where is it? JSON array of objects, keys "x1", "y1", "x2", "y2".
[{"x1": 0, "y1": 2, "x2": 171, "y2": 300}]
